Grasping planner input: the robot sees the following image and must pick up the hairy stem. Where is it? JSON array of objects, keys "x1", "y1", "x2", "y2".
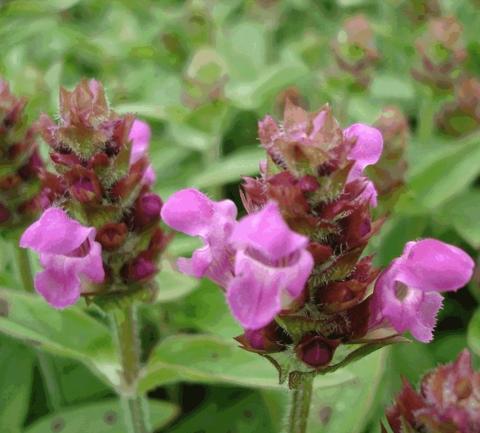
[
  {"x1": 112, "y1": 303, "x2": 151, "y2": 433},
  {"x1": 286, "y1": 375, "x2": 314, "y2": 433},
  {"x1": 14, "y1": 245, "x2": 63, "y2": 410}
]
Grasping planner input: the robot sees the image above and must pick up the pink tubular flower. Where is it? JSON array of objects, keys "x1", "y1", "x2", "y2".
[
  {"x1": 344, "y1": 123, "x2": 383, "y2": 206},
  {"x1": 161, "y1": 189, "x2": 314, "y2": 330},
  {"x1": 371, "y1": 239, "x2": 474, "y2": 342},
  {"x1": 20, "y1": 207, "x2": 105, "y2": 308},
  {"x1": 129, "y1": 119, "x2": 155, "y2": 186},
  {"x1": 227, "y1": 202, "x2": 313, "y2": 330},
  {"x1": 160, "y1": 188, "x2": 237, "y2": 287}
]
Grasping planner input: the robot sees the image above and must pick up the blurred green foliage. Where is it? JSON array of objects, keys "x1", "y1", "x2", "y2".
[{"x1": 1, "y1": 0, "x2": 480, "y2": 432}]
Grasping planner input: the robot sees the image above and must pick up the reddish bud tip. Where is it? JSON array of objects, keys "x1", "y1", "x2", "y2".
[
  {"x1": 126, "y1": 256, "x2": 157, "y2": 282},
  {"x1": 296, "y1": 334, "x2": 339, "y2": 368},
  {"x1": 96, "y1": 222, "x2": 128, "y2": 251},
  {"x1": 135, "y1": 192, "x2": 163, "y2": 228}
]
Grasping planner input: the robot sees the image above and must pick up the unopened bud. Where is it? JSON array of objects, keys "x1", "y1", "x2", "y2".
[
  {"x1": 296, "y1": 334, "x2": 339, "y2": 368},
  {"x1": 135, "y1": 192, "x2": 162, "y2": 228},
  {"x1": 96, "y1": 222, "x2": 128, "y2": 251}
]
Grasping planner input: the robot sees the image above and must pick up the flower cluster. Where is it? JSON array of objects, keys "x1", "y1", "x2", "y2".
[
  {"x1": 20, "y1": 80, "x2": 169, "y2": 308},
  {"x1": 384, "y1": 350, "x2": 480, "y2": 433},
  {"x1": 412, "y1": 16, "x2": 466, "y2": 89},
  {"x1": 0, "y1": 79, "x2": 46, "y2": 232},
  {"x1": 161, "y1": 101, "x2": 473, "y2": 383},
  {"x1": 331, "y1": 14, "x2": 379, "y2": 88}
]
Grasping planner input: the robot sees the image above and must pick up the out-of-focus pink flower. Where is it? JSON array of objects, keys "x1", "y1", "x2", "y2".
[
  {"x1": 344, "y1": 123, "x2": 383, "y2": 206},
  {"x1": 227, "y1": 201, "x2": 313, "y2": 330},
  {"x1": 161, "y1": 189, "x2": 313, "y2": 330},
  {"x1": 370, "y1": 239, "x2": 474, "y2": 342},
  {"x1": 129, "y1": 119, "x2": 155, "y2": 186},
  {"x1": 20, "y1": 208, "x2": 105, "y2": 308}
]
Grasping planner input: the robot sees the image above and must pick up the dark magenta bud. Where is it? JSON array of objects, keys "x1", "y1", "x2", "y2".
[
  {"x1": 296, "y1": 335, "x2": 340, "y2": 368},
  {"x1": 126, "y1": 256, "x2": 156, "y2": 282},
  {"x1": 135, "y1": 192, "x2": 162, "y2": 228}
]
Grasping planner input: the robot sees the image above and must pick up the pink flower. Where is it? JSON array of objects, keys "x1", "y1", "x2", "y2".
[
  {"x1": 371, "y1": 239, "x2": 474, "y2": 342},
  {"x1": 160, "y1": 188, "x2": 237, "y2": 287},
  {"x1": 161, "y1": 189, "x2": 314, "y2": 330},
  {"x1": 20, "y1": 208, "x2": 105, "y2": 308},
  {"x1": 227, "y1": 202, "x2": 313, "y2": 330},
  {"x1": 344, "y1": 123, "x2": 383, "y2": 206},
  {"x1": 129, "y1": 119, "x2": 155, "y2": 186}
]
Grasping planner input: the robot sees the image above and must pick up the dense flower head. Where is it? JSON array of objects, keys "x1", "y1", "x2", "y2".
[
  {"x1": 0, "y1": 79, "x2": 47, "y2": 231},
  {"x1": 384, "y1": 350, "x2": 480, "y2": 433},
  {"x1": 21, "y1": 80, "x2": 169, "y2": 308},
  {"x1": 331, "y1": 14, "x2": 379, "y2": 87},
  {"x1": 412, "y1": 16, "x2": 466, "y2": 89},
  {"x1": 161, "y1": 100, "x2": 473, "y2": 385}
]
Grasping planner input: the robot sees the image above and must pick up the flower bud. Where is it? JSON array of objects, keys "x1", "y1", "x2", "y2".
[
  {"x1": 296, "y1": 334, "x2": 340, "y2": 368},
  {"x1": 125, "y1": 256, "x2": 157, "y2": 282},
  {"x1": 134, "y1": 192, "x2": 162, "y2": 228},
  {"x1": 96, "y1": 223, "x2": 128, "y2": 251}
]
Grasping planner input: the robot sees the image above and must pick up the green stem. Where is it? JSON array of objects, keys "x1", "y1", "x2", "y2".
[
  {"x1": 286, "y1": 375, "x2": 314, "y2": 433},
  {"x1": 14, "y1": 245, "x2": 63, "y2": 410},
  {"x1": 418, "y1": 87, "x2": 436, "y2": 143},
  {"x1": 15, "y1": 246, "x2": 34, "y2": 293},
  {"x1": 112, "y1": 304, "x2": 151, "y2": 433}
]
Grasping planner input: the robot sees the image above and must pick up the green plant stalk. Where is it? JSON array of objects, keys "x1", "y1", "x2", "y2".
[
  {"x1": 418, "y1": 87, "x2": 436, "y2": 143},
  {"x1": 15, "y1": 246, "x2": 35, "y2": 293},
  {"x1": 112, "y1": 303, "x2": 151, "y2": 433},
  {"x1": 14, "y1": 245, "x2": 63, "y2": 411},
  {"x1": 285, "y1": 375, "x2": 314, "y2": 433}
]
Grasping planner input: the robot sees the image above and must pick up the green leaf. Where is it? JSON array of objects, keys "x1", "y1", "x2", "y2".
[
  {"x1": 408, "y1": 134, "x2": 480, "y2": 210},
  {"x1": 190, "y1": 148, "x2": 264, "y2": 188},
  {"x1": 24, "y1": 398, "x2": 178, "y2": 433},
  {"x1": 140, "y1": 334, "x2": 354, "y2": 393},
  {"x1": 0, "y1": 289, "x2": 120, "y2": 388},
  {"x1": 467, "y1": 308, "x2": 480, "y2": 357},
  {"x1": 52, "y1": 358, "x2": 111, "y2": 405},
  {"x1": 165, "y1": 388, "x2": 278, "y2": 433},
  {"x1": 164, "y1": 279, "x2": 241, "y2": 338},
  {"x1": 308, "y1": 349, "x2": 389, "y2": 433},
  {"x1": 438, "y1": 189, "x2": 480, "y2": 248},
  {"x1": 0, "y1": 335, "x2": 34, "y2": 433},
  {"x1": 155, "y1": 261, "x2": 199, "y2": 303},
  {"x1": 370, "y1": 74, "x2": 415, "y2": 101}
]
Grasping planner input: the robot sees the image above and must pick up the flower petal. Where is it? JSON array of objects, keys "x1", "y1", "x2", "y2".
[
  {"x1": 227, "y1": 249, "x2": 313, "y2": 329},
  {"x1": 161, "y1": 188, "x2": 237, "y2": 237},
  {"x1": 345, "y1": 123, "x2": 383, "y2": 174},
  {"x1": 35, "y1": 268, "x2": 81, "y2": 309},
  {"x1": 230, "y1": 201, "x2": 308, "y2": 261},
  {"x1": 162, "y1": 188, "x2": 237, "y2": 287},
  {"x1": 227, "y1": 255, "x2": 283, "y2": 330},
  {"x1": 129, "y1": 119, "x2": 151, "y2": 165},
  {"x1": 372, "y1": 263, "x2": 444, "y2": 342},
  {"x1": 398, "y1": 239, "x2": 474, "y2": 292},
  {"x1": 20, "y1": 208, "x2": 94, "y2": 255}
]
